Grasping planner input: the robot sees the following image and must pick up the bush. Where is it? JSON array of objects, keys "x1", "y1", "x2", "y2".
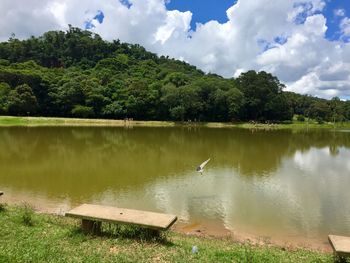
[
  {"x1": 280, "y1": 120, "x2": 292, "y2": 124},
  {"x1": 71, "y1": 105, "x2": 95, "y2": 118},
  {"x1": 316, "y1": 117, "x2": 324, "y2": 124},
  {"x1": 297, "y1": 115, "x2": 305, "y2": 122},
  {"x1": 0, "y1": 59, "x2": 10, "y2": 66},
  {"x1": 7, "y1": 84, "x2": 38, "y2": 116}
]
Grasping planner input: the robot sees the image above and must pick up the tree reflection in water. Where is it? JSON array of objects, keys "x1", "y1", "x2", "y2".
[{"x1": 0, "y1": 126, "x2": 350, "y2": 244}]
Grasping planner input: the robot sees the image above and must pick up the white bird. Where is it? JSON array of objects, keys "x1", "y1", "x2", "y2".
[{"x1": 196, "y1": 158, "x2": 210, "y2": 175}]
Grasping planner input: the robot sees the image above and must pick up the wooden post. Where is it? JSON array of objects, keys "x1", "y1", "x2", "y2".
[{"x1": 81, "y1": 219, "x2": 101, "y2": 235}]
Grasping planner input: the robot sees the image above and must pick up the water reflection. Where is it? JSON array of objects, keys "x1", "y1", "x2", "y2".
[{"x1": 0, "y1": 126, "x2": 350, "y2": 243}]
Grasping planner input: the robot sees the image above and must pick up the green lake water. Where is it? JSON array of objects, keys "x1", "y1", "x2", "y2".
[{"x1": 1, "y1": 126, "x2": 350, "y2": 245}]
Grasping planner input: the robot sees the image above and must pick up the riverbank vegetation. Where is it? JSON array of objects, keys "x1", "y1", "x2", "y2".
[
  {"x1": 0, "y1": 204, "x2": 334, "y2": 262},
  {"x1": 2, "y1": 116, "x2": 350, "y2": 130},
  {"x1": 0, "y1": 116, "x2": 175, "y2": 127},
  {"x1": 0, "y1": 26, "x2": 350, "y2": 123}
]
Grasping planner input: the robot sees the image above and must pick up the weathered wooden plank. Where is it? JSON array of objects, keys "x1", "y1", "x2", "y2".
[
  {"x1": 328, "y1": 235, "x2": 350, "y2": 258},
  {"x1": 65, "y1": 204, "x2": 177, "y2": 230}
]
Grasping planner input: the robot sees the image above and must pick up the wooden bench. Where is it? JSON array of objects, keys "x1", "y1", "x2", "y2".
[
  {"x1": 65, "y1": 204, "x2": 177, "y2": 234},
  {"x1": 329, "y1": 235, "x2": 350, "y2": 262}
]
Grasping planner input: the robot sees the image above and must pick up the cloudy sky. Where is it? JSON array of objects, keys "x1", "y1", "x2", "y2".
[{"x1": 1, "y1": 0, "x2": 350, "y2": 99}]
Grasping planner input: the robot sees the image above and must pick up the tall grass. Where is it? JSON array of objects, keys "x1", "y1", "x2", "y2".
[{"x1": 20, "y1": 203, "x2": 35, "y2": 226}]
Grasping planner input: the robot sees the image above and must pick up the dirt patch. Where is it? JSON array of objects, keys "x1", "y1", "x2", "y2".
[{"x1": 173, "y1": 220, "x2": 332, "y2": 253}]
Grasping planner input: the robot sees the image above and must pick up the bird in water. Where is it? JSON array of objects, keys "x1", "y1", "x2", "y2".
[{"x1": 196, "y1": 158, "x2": 210, "y2": 175}]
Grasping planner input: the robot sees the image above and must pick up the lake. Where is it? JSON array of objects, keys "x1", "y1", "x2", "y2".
[{"x1": 1, "y1": 126, "x2": 350, "y2": 247}]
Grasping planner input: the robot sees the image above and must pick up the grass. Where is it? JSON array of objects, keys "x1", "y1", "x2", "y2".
[
  {"x1": 0, "y1": 204, "x2": 337, "y2": 263},
  {"x1": 1, "y1": 115, "x2": 350, "y2": 130},
  {"x1": 0, "y1": 116, "x2": 175, "y2": 127},
  {"x1": 233, "y1": 121, "x2": 350, "y2": 130},
  {"x1": 19, "y1": 203, "x2": 35, "y2": 226}
]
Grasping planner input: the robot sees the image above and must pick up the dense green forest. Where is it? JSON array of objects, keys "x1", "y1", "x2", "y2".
[{"x1": 0, "y1": 26, "x2": 349, "y2": 122}]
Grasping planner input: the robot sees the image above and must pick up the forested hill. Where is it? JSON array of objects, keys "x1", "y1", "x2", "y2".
[{"x1": 0, "y1": 26, "x2": 349, "y2": 122}]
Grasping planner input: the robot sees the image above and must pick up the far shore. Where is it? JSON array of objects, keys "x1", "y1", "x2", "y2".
[{"x1": 1, "y1": 115, "x2": 350, "y2": 130}]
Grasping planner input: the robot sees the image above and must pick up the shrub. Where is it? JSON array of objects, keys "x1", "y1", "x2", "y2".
[
  {"x1": 297, "y1": 115, "x2": 305, "y2": 122},
  {"x1": 71, "y1": 105, "x2": 95, "y2": 118},
  {"x1": 316, "y1": 117, "x2": 324, "y2": 124}
]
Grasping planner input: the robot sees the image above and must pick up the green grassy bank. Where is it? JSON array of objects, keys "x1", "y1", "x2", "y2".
[
  {"x1": 0, "y1": 116, "x2": 175, "y2": 127},
  {"x1": 0, "y1": 205, "x2": 336, "y2": 263},
  {"x1": 1, "y1": 115, "x2": 350, "y2": 130}
]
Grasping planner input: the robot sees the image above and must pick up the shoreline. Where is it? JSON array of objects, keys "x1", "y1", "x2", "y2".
[
  {"x1": 173, "y1": 221, "x2": 332, "y2": 253},
  {"x1": 1, "y1": 115, "x2": 350, "y2": 130},
  {"x1": 0, "y1": 205, "x2": 332, "y2": 263},
  {"x1": 1, "y1": 196, "x2": 332, "y2": 253}
]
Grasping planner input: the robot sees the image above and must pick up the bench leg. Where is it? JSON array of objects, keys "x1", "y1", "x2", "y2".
[
  {"x1": 81, "y1": 219, "x2": 101, "y2": 235},
  {"x1": 148, "y1": 229, "x2": 161, "y2": 237},
  {"x1": 335, "y1": 255, "x2": 347, "y2": 263}
]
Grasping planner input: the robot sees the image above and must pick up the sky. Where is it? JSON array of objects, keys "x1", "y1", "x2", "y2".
[{"x1": 1, "y1": 0, "x2": 350, "y2": 99}]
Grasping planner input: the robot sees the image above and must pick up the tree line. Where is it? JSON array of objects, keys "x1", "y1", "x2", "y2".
[{"x1": 0, "y1": 26, "x2": 349, "y2": 123}]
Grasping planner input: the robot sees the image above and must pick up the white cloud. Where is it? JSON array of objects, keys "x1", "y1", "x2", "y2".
[
  {"x1": 334, "y1": 9, "x2": 345, "y2": 17},
  {"x1": 1, "y1": 0, "x2": 350, "y2": 99},
  {"x1": 0, "y1": 0, "x2": 62, "y2": 39},
  {"x1": 340, "y1": 17, "x2": 350, "y2": 37},
  {"x1": 154, "y1": 10, "x2": 192, "y2": 44}
]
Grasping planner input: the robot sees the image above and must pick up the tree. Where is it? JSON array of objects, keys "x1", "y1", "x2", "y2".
[
  {"x1": 226, "y1": 88, "x2": 244, "y2": 121},
  {"x1": 160, "y1": 82, "x2": 203, "y2": 121},
  {"x1": 71, "y1": 105, "x2": 94, "y2": 118},
  {"x1": 95, "y1": 54, "x2": 129, "y2": 72},
  {"x1": 309, "y1": 100, "x2": 331, "y2": 121},
  {"x1": 264, "y1": 93, "x2": 293, "y2": 121},
  {"x1": 164, "y1": 72, "x2": 189, "y2": 87},
  {"x1": 329, "y1": 97, "x2": 345, "y2": 123},
  {"x1": 102, "y1": 101, "x2": 125, "y2": 118},
  {"x1": 7, "y1": 84, "x2": 38, "y2": 115},
  {"x1": 170, "y1": 106, "x2": 186, "y2": 121},
  {"x1": 0, "y1": 82, "x2": 10, "y2": 114},
  {"x1": 123, "y1": 80, "x2": 160, "y2": 119},
  {"x1": 57, "y1": 78, "x2": 85, "y2": 115},
  {"x1": 236, "y1": 70, "x2": 291, "y2": 121}
]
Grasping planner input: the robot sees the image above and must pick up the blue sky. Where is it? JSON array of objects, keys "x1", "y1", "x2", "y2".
[
  {"x1": 322, "y1": 0, "x2": 350, "y2": 41},
  {"x1": 85, "y1": 0, "x2": 350, "y2": 43},
  {"x1": 167, "y1": 0, "x2": 350, "y2": 41},
  {"x1": 167, "y1": 0, "x2": 236, "y2": 30}
]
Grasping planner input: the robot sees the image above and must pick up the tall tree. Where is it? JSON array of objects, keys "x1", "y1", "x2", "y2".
[
  {"x1": 7, "y1": 84, "x2": 38, "y2": 115},
  {"x1": 237, "y1": 70, "x2": 291, "y2": 121}
]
